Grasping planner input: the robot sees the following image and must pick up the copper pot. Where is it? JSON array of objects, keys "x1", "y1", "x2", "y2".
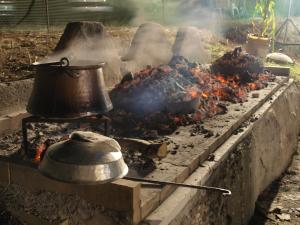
[{"x1": 27, "y1": 58, "x2": 113, "y2": 118}]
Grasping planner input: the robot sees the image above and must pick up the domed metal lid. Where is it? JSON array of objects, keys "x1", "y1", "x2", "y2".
[{"x1": 39, "y1": 131, "x2": 128, "y2": 184}]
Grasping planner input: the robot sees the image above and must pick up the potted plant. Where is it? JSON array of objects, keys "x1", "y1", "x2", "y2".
[{"x1": 246, "y1": 0, "x2": 276, "y2": 57}]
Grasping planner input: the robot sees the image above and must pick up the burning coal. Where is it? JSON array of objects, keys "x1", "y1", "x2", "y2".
[{"x1": 110, "y1": 47, "x2": 275, "y2": 135}]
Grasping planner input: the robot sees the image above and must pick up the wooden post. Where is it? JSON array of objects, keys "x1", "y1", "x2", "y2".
[{"x1": 44, "y1": 0, "x2": 50, "y2": 32}]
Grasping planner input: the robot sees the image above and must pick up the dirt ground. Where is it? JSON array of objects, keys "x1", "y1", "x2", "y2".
[
  {"x1": 0, "y1": 25, "x2": 225, "y2": 83},
  {"x1": 0, "y1": 27, "x2": 134, "y2": 83},
  {"x1": 0, "y1": 26, "x2": 180, "y2": 83},
  {"x1": 249, "y1": 138, "x2": 300, "y2": 225}
]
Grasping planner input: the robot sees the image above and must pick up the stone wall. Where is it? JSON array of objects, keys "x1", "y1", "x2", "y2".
[
  {"x1": 145, "y1": 81, "x2": 300, "y2": 225},
  {"x1": 0, "y1": 79, "x2": 33, "y2": 117}
]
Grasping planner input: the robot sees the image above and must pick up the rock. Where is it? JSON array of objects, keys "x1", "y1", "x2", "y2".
[
  {"x1": 51, "y1": 21, "x2": 122, "y2": 87},
  {"x1": 78, "y1": 208, "x2": 91, "y2": 220},
  {"x1": 252, "y1": 93, "x2": 260, "y2": 98},
  {"x1": 120, "y1": 72, "x2": 134, "y2": 84},
  {"x1": 266, "y1": 52, "x2": 294, "y2": 64},
  {"x1": 276, "y1": 213, "x2": 291, "y2": 221},
  {"x1": 121, "y1": 22, "x2": 172, "y2": 74},
  {"x1": 172, "y1": 26, "x2": 211, "y2": 64}
]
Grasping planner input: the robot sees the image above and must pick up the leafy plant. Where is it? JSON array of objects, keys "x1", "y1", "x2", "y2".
[{"x1": 254, "y1": 0, "x2": 276, "y2": 37}]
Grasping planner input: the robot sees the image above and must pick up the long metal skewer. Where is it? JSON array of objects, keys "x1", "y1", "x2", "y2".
[{"x1": 124, "y1": 176, "x2": 232, "y2": 196}]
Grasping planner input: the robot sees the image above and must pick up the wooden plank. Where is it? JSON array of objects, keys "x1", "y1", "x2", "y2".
[
  {"x1": 0, "y1": 160, "x2": 141, "y2": 213},
  {"x1": 141, "y1": 188, "x2": 160, "y2": 220},
  {"x1": 140, "y1": 163, "x2": 189, "y2": 219},
  {"x1": 116, "y1": 138, "x2": 168, "y2": 158},
  {"x1": 264, "y1": 66, "x2": 290, "y2": 77}
]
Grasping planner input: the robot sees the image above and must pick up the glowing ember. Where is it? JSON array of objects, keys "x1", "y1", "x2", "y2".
[
  {"x1": 202, "y1": 92, "x2": 209, "y2": 98},
  {"x1": 188, "y1": 89, "x2": 198, "y2": 98},
  {"x1": 34, "y1": 143, "x2": 47, "y2": 162},
  {"x1": 248, "y1": 83, "x2": 258, "y2": 90},
  {"x1": 110, "y1": 49, "x2": 276, "y2": 134}
]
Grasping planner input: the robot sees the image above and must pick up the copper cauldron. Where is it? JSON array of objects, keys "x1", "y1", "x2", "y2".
[{"x1": 27, "y1": 58, "x2": 113, "y2": 118}]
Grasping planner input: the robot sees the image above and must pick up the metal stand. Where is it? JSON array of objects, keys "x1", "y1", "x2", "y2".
[
  {"x1": 275, "y1": 18, "x2": 300, "y2": 45},
  {"x1": 275, "y1": 0, "x2": 300, "y2": 46},
  {"x1": 22, "y1": 115, "x2": 111, "y2": 156}
]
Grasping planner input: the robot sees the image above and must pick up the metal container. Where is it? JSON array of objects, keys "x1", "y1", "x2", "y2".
[
  {"x1": 39, "y1": 131, "x2": 128, "y2": 184},
  {"x1": 27, "y1": 58, "x2": 113, "y2": 118}
]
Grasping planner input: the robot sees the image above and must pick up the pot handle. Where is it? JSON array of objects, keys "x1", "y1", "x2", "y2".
[
  {"x1": 59, "y1": 57, "x2": 70, "y2": 67},
  {"x1": 29, "y1": 57, "x2": 70, "y2": 69}
]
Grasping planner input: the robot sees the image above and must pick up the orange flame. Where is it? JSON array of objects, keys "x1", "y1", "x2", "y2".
[
  {"x1": 173, "y1": 116, "x2": 181, "y2": 123},
  {"x1": 248, "y1": 83, "x2": 258, "y2": 90},
  {"x1": 202, "y1": 92, "x2": 209, "y2": 98},
  {"x1": 216, "y1": 75, "x2": 227, "y2": 84},
  {"x1": 34, "y1": 143, "x2": 47, "y2": 162},
  {"x1": 187, "y1": 87, "x2": 198, "y2": 99}
]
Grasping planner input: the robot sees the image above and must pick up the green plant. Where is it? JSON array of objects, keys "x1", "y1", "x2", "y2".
[{"x1": 254, "y1": 0, "x2": 276, "y2": 37}]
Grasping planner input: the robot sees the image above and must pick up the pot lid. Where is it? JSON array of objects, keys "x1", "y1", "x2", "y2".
[{"x1": 39, "y1": 131, "x2": 128, "y2": 184}]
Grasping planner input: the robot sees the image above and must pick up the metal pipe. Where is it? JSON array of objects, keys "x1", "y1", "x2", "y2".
[
  {"x1": 288, "y1": 0, "x2": 293, "y2": 18},
  {"x1": 124, "y1": 176, "x2": 232, "y2": 196}
]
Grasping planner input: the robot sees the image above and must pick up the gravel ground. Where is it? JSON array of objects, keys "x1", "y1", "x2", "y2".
[
  {"x1": 0, "y1": 183, "x2": 128, "y2": 225},
  {"x1": 249, "y1": 138, "x2": 300, "y2": 225},
  {"x1": 0, "y1": 26, "x2": 167, "y2": 83},
  {"x1": 0, "y1": 26, "x2": 222, "y2": 83}
]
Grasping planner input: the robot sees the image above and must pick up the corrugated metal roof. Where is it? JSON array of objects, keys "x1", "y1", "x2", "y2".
[{"x1": 0, "y1": 0, "x2": 135, "y2": 27}]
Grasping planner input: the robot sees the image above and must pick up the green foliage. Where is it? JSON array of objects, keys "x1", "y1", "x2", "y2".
[{"x1": 254, "y1": 0, "x2": 276, "y2": 38}]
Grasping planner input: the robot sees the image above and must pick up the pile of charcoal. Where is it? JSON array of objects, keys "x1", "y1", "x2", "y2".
[
  {"x1": 111, "y1": 57, "x2": 201, "y2": 115},
  {"x1": 211, "y1": 46, "x2": 263, "y2": 82},
  {"x1": 110, "y1": 47, "x2": 276, "y2": 135}
]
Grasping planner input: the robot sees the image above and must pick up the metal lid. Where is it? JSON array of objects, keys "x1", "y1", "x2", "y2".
[{"x1": 39, "y1": 131, "x2": 128, "y2": 184}]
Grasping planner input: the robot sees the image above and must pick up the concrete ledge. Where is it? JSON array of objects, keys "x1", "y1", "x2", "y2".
[
  {"x1": 0, "y1": 111, "x2": 29, "y2": 135},
  {"x1": 145, "y1": 80, "x2": 300, "y2": 225},
  {"x1": 0, "y1": 79, "x2": 33, "y2": 117}
]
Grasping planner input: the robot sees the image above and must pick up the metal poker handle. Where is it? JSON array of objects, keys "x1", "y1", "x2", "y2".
[
  {"x1": 30, "y1": 57, "x2": 70, "y2": 68},
  {"x1": 124, "y1": 176, "x2": 232, "y2": 196},
  {"x1": 44, "y1": 57, "x2": 69, "y2": 67}
]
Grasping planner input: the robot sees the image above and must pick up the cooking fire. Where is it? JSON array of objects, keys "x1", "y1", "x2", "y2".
[
  {"x1": 0, "y1": 2, "x2": 298, "y2": 222},
  {"x1": 1, "y1": 45, "x2": 277, "y2": 178},
  {"x1": 110, "y1": 47, "x2": 275, "y2": 136}
]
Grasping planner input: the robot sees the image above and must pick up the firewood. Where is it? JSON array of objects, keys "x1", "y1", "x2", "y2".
[{"x1": 116, "y1": 137, "x2": 168, "y2": 159}]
